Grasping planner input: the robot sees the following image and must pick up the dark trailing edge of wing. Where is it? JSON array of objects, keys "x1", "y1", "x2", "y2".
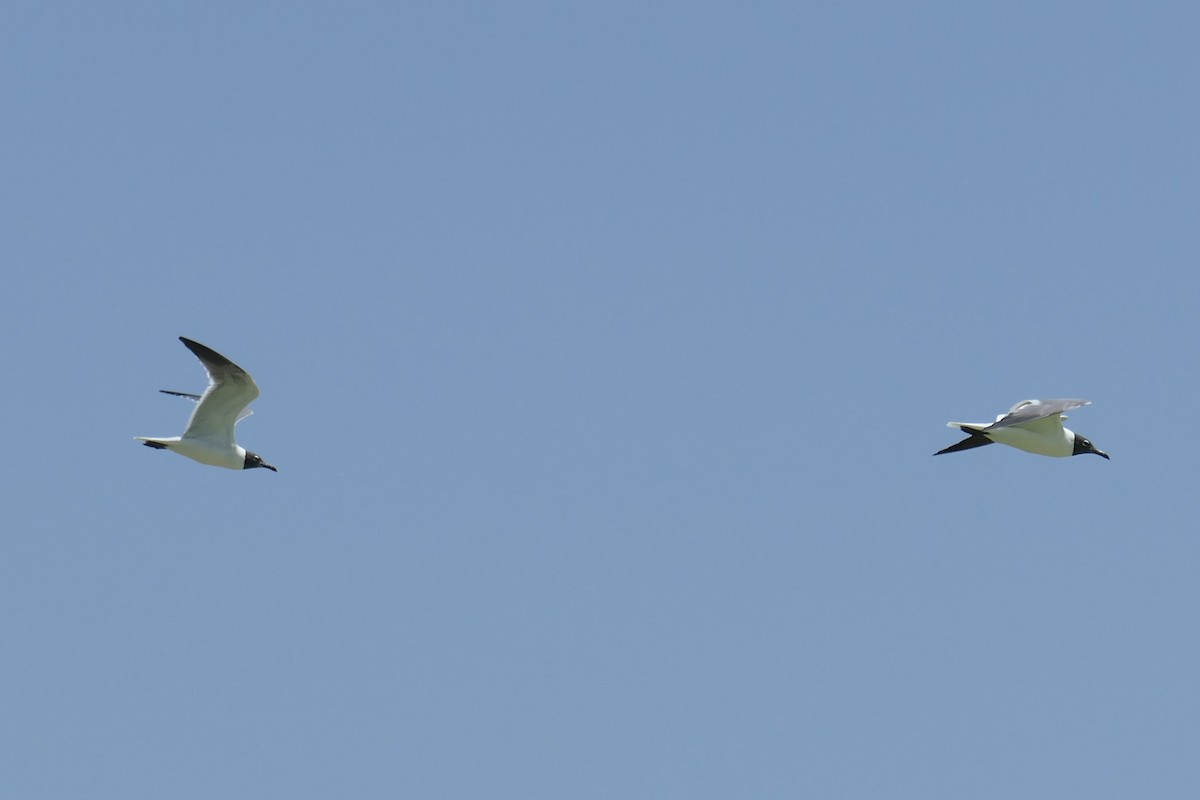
[{"x1": 934, "y1": 431, "x2": 994, "y2": 456}]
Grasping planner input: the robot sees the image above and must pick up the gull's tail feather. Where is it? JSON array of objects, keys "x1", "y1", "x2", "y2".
[{"x1": 934, "y1": 430, "x2": 994, "y2": 456}]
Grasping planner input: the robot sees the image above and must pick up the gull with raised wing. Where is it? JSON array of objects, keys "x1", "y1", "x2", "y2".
[
  {"x1": 135, "y1": 337, "x2": 278, "y2": 472},
  {"x1": 935, "y1": 398, "x2": 1109, "y2": 459}
]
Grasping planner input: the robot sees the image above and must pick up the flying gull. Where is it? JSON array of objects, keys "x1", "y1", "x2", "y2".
[
  {"x1": 935, "y1": 398, "x2": 1109, "y2": 459},
  {"x1": 135, "y1": 337, "x2": 278, "y2": 472}
]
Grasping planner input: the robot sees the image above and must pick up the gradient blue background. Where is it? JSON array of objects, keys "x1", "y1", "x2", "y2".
[{"x1": 3, "y1": 3, "x2": 1197, "y2": 797}]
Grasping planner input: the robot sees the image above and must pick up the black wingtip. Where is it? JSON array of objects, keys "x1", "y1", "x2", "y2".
[
  {"x1": 160, "y1": 389, "x2": 202, "y2": 400},
  {"x1": 178, "y1": 337, "x2": 238, "y2": 369},
  {"x1": 934, "y1": 432, "x2": 995, "y2": 456}
]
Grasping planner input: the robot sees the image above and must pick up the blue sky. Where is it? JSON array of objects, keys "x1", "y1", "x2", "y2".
[{"x1": 3, "y1": 2, "x2": 1199, "y2": 797}]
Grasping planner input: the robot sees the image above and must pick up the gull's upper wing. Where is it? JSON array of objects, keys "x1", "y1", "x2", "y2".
[
  {"x1": 161, "y1": 389, "x2": 254, "y2": 424},
  {"x1": 987, "y1": 399, "x2": 1090, "y2": 430},
  {"x1": 177, "y1": 337, "x2": 260, "y2": 445}
]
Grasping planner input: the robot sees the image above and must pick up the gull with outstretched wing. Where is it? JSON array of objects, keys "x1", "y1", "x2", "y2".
[
  {"x1": 135, "y1": 337, "x2": 277, "y2": 472},
  {"x1": 935, "y1": 398, "x2": 1109, "y2": 459}
]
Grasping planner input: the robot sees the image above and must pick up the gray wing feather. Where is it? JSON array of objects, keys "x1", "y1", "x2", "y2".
[{"x1": 987, "y1": 398, "x2": 1090, "y2": 429}]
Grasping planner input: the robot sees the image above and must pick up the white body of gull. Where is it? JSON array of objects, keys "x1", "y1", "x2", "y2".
[
  {"x1": 135, "y1": 337, "x2": 277, "y2": 472},
  {"x1": 935, "y1": 398, "x2": 1109, "y2": 459}
]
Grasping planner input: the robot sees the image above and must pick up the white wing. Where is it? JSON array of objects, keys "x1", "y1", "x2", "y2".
[
  {"x1": 988, "y1": 399, "x2": 1090, "y2": 430},
  {"x1": 160, "y1": 390, "x2": 254, "y2": 424},
  {"x1": 175, "y1": 338, "x2": 261, "y2": 446}
]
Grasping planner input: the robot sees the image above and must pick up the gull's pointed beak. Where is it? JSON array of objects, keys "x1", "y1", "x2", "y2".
[
  {"x1": 1093, "y1": 450, "x2": 1110, "y2": 460},
  {"x1": 263, "y1": 463, "x2": 278, "y2": 472}
]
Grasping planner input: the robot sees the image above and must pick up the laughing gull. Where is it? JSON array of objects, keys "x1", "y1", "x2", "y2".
[
  {"x1": 934, "y1": 398, "x2": 1109, "y2": 459},
  {"x1": 135, "y1": 337, "x2": 277, "y2": 472}
]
